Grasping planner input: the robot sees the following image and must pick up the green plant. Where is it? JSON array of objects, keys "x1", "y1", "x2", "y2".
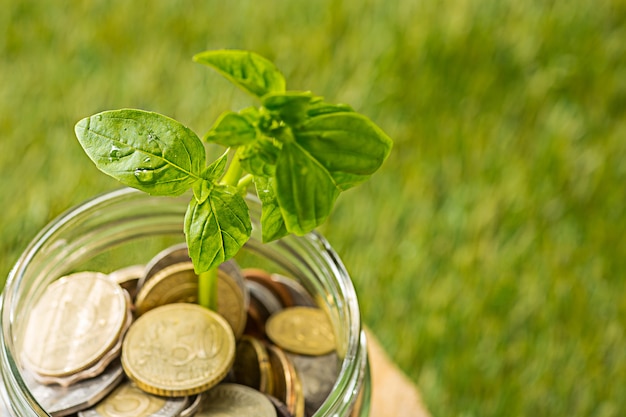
[{"x1": 75, "y1": 49, "x2": 392, "y2": 309}]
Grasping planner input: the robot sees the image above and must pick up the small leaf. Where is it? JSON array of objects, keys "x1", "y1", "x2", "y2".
[
  {"x1": 192, "y1": 179, "x2": 212, "y2": 204},
  {"x1": 294, "y1": 112, "x2": 392, "y2": 190},
  {"x1": 75, "y1": 109, "x2": 205, "y2": 196},
  {"x1": 274, "y1": 142, "x2": 339, "y2": 235},
  {"x1": 184, "y1": 185, "x2": 252, "y2": 273},
  {"x1": 239, "y1": 136, "x2": 281, "y2": 177},
  {"x1": 200, "y1": 150, "x2": 229, "y2": 182},
  {"x1": 193, "y1": 50, "x2": 286, "y2": 98},
  {"x1": 262, "y1": 91, "x2": 314, "y2": 126},
  {"x1": 307, "y1": 101, "x2": 354, "y2": 117},
  {"x1": 254, "y1": 176, "x2": 288, "y2": 242},
  {"x1": 204, "y1": 112, "x2": 258, "y2": 146}
]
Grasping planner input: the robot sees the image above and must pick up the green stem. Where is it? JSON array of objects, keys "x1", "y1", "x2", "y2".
[
  {"x1": 198, "y1": 148, "x2": 246, "y2": 311},
  {"x1": 237, "y1": 174, "x2": 254, "y2": 191},
  {"x1": 198, "y1": 268, "x2": 218, "y2": 310},
  {"x1": 221, "y1": 148, "x2": 244, "y2": 186}
]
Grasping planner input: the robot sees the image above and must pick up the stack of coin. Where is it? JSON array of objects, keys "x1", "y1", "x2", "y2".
[{"x1": 18, "y1": 243, "x2": 343, "y2": 417}]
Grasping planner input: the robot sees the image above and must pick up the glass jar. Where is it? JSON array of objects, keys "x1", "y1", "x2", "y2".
[{"x1": 0, "y1": 187, "x2": 370, "y2": 416}]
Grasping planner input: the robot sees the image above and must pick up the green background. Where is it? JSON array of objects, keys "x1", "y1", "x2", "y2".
[{"x1": 1, "y1": 1, "x2": 625, "y2": 416}]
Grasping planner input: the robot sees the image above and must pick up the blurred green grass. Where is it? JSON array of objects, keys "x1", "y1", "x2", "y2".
[{"x1": 1, "y1": 1, "x2": 625, "y2": 415}]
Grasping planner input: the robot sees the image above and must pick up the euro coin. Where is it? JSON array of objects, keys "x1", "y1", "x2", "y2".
[
  {"x1": 77, "y1": 381, "x2": 187, "y2": 417},
  {"x1": 139, "y1": 243, "x2": 190, "y2": 289},
  {"x1": 266, "y1": 307, "x2": 336, "y2": 356},
  {"x1": 22, "y1": 272, "x2": 129, "y2": 378},
  {"x1": 122, "y1": 303, "x2": 235, "y2": 397},
  {"x1": 135, "y1": 262, "x2": 198, "y2": 315}
]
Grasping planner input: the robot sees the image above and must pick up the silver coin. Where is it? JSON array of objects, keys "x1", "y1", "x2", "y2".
[
  {"x1": 287, "y1": 352, "x2": 339, "y2": 416},
  {"x1": 23, "y1": 358, "x2": 124, "y2": 417},
  {"x1": 270, "y1": 274, "x2": 316, "y2": 307},
  {"x1": 77, "y1": 381, "x2": 187, "y2": 417},
  {"x1": 196, "y1": 383, "x2": 276, "y2": 417},
  {"x1": 179, "y1": 394, "x2": 202, "y2": 417}
]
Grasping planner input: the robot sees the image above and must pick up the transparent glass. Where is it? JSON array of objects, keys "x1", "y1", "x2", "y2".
[{"x1": 0, "y1": 188, "x2": 370, "y2": 416}]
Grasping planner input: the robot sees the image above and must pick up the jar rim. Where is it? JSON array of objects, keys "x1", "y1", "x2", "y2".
[{"x1": 1, "y1": 187, "x2": 367, "y2": 416}]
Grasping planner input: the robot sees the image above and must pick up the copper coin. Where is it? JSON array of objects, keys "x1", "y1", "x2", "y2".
[{"x1": 266, "y1": 344, "x2": 304, "y2": 417}]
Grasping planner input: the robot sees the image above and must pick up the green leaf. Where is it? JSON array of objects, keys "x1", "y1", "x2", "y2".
[
  {"x1": 200, "y1": 150, "x2": 229, "y2": 182},
  {"x1": 307, "y1": 101, "x2": 354, "y2": 117},
  {"x1": 74, "y1": 109, "x2": 205, "y2": 196},
  {"x1": 239, "y1": 136, "x2": 281, "y2": 177},
  {"x1": 204, "y1": 112, "x2": 258, "y2": 146},
  {"x1": 294, "y1": 112, "x2": 392, "y2": 190},
  {"x1": 262, "y1": 91, "x2": 314, "y2": 126},
  {"x1": 192, "y1": 179, "x2": 212, "y2": 204},
  {"x1": 274, "y1": 142, "x2": 339, "y2": 235},
  {"x1": 184, "y1": 185, "x2": 252, "y2": 273},
  {"x1": 254, "y1": 176, "x2": 288, "y2": 242},
  {"x1": 193, "y1": 50, "x2": 286, "y2": 98}
]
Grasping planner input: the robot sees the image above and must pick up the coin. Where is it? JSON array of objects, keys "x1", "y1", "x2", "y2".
[
  {"x1": 22, "y1": 272, "x2": 129, "y2": 378},
  {"x1": 134, "y1": 262, "x2": 198, "y2": 315},
  {"x1": 24, "y1": 358, "x2": 124, "y2": 417},
  {"x1": 30, "y1": 289, "x2": 133, "y2": 387},
  {"x1": 195, "y1": 383, "x2": 276, "y2": 417},
  {"x1": 77, "y1": 381, "x2": 187, "y2": 417},
  {"x1": 266, "y1": 307, "x2": 336, "y2": 356},
  {"x1": 232, "y1": 336, "x2": 272, "y2": 394},
  {"x1": 108, "y1": 264, "x2": 145, "y2": 301},
  {"x1": 266, "y1": 344, "x2": 305, "y2": 417},
  {"x1": 134, "y1": 261, "x2": 247, "y2": 339},
  {"x1": 122, "y1": 303, "x2": 235, "y2": 397},
  {"x1": 287, "y1": 352, "x2": 339, "y2": 416}
]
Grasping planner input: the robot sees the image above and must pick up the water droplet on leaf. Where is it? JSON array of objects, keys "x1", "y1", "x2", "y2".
[
  {"x1": 134, "y1": 168, "x2": 155, "y2": 183},
  {"x1": 109, "y1": 146, "x2": 122, "y2": 161}
]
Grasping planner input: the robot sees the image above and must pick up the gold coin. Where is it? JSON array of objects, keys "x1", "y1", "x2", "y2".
[
  {"x1": 134, "y1": 262, "x2": 247, "y2": 339},
  {"x1": 22, "y1": 272, "x2": 129, "y2": 377},
  {"x1": 216, "y1": 267, "x2": 247, "y2": 339},
  {"x1": 266, "y1": 307, "x2": 336, "y2": 356},
  {"x1": 134, "y1": 262, "x2": 198, "y2": 316},
  {"x1": 233, "y1": 335, "x2": 273, "y2": 394},
  {"x1": 78, "y1": 381, "x2": 187, "y2": 417},
  {"x1": 122, "y1": 303, "x2": 235, "y2": 397},
  {"x1": 266, "y1": 344, "x2": 305, "y2": 417}
]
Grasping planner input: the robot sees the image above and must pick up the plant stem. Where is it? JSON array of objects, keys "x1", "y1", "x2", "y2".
[
  {"x1": 198, "y1": 148, "x2": 245, "y2": 311},
  {"x1": 198, "y1": 268, "x2": 218, "y2": 310},
  {"x1": 221, "y1": 147, "x2": 244, "y2": 187}
]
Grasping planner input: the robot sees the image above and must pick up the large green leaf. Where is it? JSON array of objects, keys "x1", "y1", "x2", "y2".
[
  {"x1": 274, "y1": 142, "x2": 339, "y2": 235},
  {"x1": 74, "y1": 109, "x2": 205, "y2": 196},
  {"x1": 184, "y1": 185, "x2": 251, "y2": 273},
  {"x1": 193, "y1": 50, "x2": 286, "y2": 98},
  {"x1": 294, "y1": 112, "x2": 393, "y2": 190}
]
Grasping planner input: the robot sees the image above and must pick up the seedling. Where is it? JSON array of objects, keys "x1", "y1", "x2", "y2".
[{"x1": 75, "y1": 49, "x2": 392, "y2": 309}]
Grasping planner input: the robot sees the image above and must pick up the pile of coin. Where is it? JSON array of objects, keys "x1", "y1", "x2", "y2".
[{"x1": 16, "y1": 243, "x2": 343, "y2": 417}]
